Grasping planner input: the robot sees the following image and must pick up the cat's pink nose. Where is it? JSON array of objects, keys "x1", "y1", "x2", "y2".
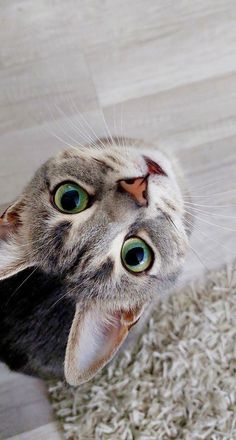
[{"x1": 118, "y1": 176, "x2": 148, "y2": 207}]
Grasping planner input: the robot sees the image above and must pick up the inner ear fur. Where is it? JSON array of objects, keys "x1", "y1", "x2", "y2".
[
  {"x1": 0, "y1": 199, "x2": 32, "y2": 280},
  {"x1": 0, "y1": 201, "x2": 23, "y2": 240}
]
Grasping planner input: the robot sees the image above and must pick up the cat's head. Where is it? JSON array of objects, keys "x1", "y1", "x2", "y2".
[{"x1": 0, "y1": 139, "x2": 191, "y2": 385}]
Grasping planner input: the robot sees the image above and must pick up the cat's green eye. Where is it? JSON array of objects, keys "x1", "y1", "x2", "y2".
[
  {"x1": 121, "y1": 237, "x2": 154, "y2": 273},
  {"x1": 54, "y1": 182, "x2": 89, "y2": 214}
]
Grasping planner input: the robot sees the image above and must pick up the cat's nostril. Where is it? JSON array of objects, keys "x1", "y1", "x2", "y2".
[
  {"x1": 143, "y1": 156, "x2": 167, "y2": 176},
  {"x1": 118, "y1": 176, "x2": 148, "y2": 207},
  {"x1": 123, "y1": 178, "x2": 136, "y2": 185}
]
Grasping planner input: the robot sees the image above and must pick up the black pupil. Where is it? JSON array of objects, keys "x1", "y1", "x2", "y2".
[
  {"x1": 61, "y1": 189, "x2": 80, "y2": 211},
  {"x1": 125, "y1": 247, "x2": 144, "y2": 266}
]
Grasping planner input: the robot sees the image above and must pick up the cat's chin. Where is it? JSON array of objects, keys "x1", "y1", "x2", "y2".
[{"x1": 64, "y1": 302, "x2": 146, "y2": 386}]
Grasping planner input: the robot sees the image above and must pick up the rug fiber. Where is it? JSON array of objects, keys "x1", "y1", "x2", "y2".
[{"x1": 48, "y1": 263, "x2": 236, "y2": 440}]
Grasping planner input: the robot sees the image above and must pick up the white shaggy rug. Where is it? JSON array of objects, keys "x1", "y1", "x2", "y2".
[{"x1": 48, "y1": 263, "x2": 236, "y2": 440}]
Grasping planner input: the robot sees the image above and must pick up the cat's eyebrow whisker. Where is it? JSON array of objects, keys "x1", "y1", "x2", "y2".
[
  {"x1": 112, "y1": 104, "x2": 118, "y2": 140},
  {"x1": 56, "y1": 99, "x2": 107, "y2": 152},
  {"x1": 184, "y1": 209, "x2": 236, "y2": 233},
  {"x1": 112, "y1": 104, "x2": 123, "y2": 151},
  {"x1": 120, "y1": 102, "x2": 125, "y2": 150},
  {"x1": 46, "y1": 103, "x2": 88, "y2": 150},
  {"x1": 60, "y1": 95, "x2": 97, "y2": 146},
  {"x1": 71, "y1": 107, "x2": 107, "y2": 150},
  {"x1": 99, "y1": 107, "x2": 115, "y2": 149},
  {"x1": 112, "y1": 102, "x2": 128, "y2": 154},
  {"x1": 45, "y1": 126, "x2": 78, "y2": 151},
  {"x1": 53, "y1": 103, "x2": 98, "y2": 149},
  {"x1": 59, "y1": 64, "x2": 106, "y2": 150},
  {"x1": 27, "y1": 104, "x2": 79, "y2": 152},
  {"x1": 112, "y1": 104, "x2": 121, "y2": 148},
  {"x1": 37, "y1": 107, "x2": 82, "y2": 151},
  {"x1": 120, "y1": 101, "x2": 128, "y2": 154}
]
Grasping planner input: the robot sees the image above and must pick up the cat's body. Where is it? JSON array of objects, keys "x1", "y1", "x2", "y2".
[
  {"x1": 0, "y1": 268, "x2": 74, "y2": 379},
  {"x1": 0, "y1": 138, "x2": 192, "y2": 385}
]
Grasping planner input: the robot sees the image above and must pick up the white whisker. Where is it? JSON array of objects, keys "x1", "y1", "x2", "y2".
[
  {"x1": 46, "y1": 103, "x2": 86, "y2": 150},
  {"x1": 189, "y1": 243, "x2": 210, "y2": 272},
  {"x1": 25, "y1": 104, "x2": 78, "y2": 151},
  {"x1": 46, "y1": 290, "x2": 70, "y2": 314},
  {"x1": 100, "y1": 107, "x2": 114, "y2": 148},
  {"x1": 183, "y1": 216, "x2": 236, "y2": 257},
  {"x1": 60, "y1": 63, "x2": 105, "y2": 149},
  {"x1": 63, "y1": 97, "x2": 104, "y2": 149},
  {"x1": 184, "y1": 204, "x2": 236, "y2": 220},
  {"x1": 120, "y1": 102, "x2": 127, "y2": 152},
  {"x1": 40, "y1": 120, "x2": 78, "y2": 151},
  {"x1": 112, "y1": 104, "x2": 122, "y2": 150},
  {"x1": 53, "y1": 103, "x2": 98, "y2": 148},
  {"x1": 184, "y1": 209, "x2": 236, "y2": 233},
  {"x1": 183, "y1": 200, "x2": 236, "y2": 209},
  {"x1": 5, "y1": 266, "x2": 39, "y2": 306},
  {"x1": 165, "y1": 214, "x2": 209, "y2": 271},
  {"x1": 184, "y1": 189, "x2": 236, "y2": 199}
]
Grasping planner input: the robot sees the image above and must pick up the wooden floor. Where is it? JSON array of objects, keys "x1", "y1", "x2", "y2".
[{"x1": 0, "y1": 0, "x2": 236, "y2": 438}]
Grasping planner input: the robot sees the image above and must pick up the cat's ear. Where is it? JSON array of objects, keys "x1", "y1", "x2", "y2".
[
  {"x1": 64, "y1": 302, "x2": 145, "y2": 386},
  {"x1": 0, "y1": 201, "x2": 31, "y2": 280}
]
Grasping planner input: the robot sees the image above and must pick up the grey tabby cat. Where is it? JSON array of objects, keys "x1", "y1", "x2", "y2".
[{"x1": 0, "y1": 138, "x2": 191, "y2": 385}]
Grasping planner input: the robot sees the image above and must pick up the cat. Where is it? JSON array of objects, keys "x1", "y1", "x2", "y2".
[{"x1": 0, "y1": 138, "x2": 192, "y2": 385}]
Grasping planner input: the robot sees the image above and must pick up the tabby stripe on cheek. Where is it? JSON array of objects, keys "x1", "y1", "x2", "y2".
[
  {"x1": 45, "y1": 221, "x2": 72, "y2": 270},
  {"x1": 69, "y1": 258, "x2": 114, "y2": 291},
  {"x1": 89, "y1": 258, "x2": 114, "y2": 283},
  {"x1": 67, "y1": 244, "x2": 91, "y2": 274},
  {"x1": 52, "y1": 221, "x2": 72, "y2": 251}
]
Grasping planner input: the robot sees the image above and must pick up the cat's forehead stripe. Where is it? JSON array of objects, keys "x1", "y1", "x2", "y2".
[
  {"x1": 88, "y1": 258, "x2": 115, "y2": 284},
  {"x1": 67, "y1": 244, "x2": 91, "y2": 274},
  {"x1": 92, "y1": 157, "x2": 116, "y2": 172},
  {"x1": 105, "y1": 154, "x2": 124, "y2": 166}
]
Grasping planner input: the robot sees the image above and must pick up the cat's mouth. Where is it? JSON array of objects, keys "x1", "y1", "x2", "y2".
[{"x1": 64, "y1": 302, "x2": 145, "y2": 386}]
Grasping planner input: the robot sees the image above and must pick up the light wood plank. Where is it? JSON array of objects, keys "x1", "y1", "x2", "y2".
[
  {"x1": 103, "y1": 72, "x2": 236, "y2": 151},
  {"x1": 6, "y1": 422, "x2": 63, "y2": 440},
  {"x1": 1, "y1": 72, "x2": 236, "y2": 205},
  {"x1": 0, "y1": 364, "x2": 54, "y2": 439},
  {"x1": 81, "y1": 0, "x2": 236, "y2": 105},
  {"x1": 0, "y1": 1, "x2": 97, "y2": 134}
]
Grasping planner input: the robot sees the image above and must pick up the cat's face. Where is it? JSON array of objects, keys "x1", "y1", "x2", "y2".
[{"x1": 0, "y1": 139, "x2": 191, "y2": 385}]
